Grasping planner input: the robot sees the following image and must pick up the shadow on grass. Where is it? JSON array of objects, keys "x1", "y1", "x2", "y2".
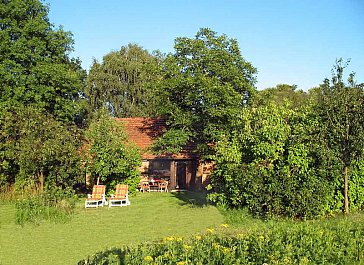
[{"x1": 171, "y1": 191, "x2": 210, "y2": 208}]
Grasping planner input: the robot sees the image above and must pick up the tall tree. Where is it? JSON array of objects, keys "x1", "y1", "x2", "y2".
[
  {"x1": 316, "y1": 59, "x2": 364, "y2": 214},
  {"x1": 85, "y1": 44, "x2": 162, "y2": 117},
  {"x1": 0, "y1": 0, "x2": 86, "y2": 123},
  {"x1": 155, "y1": 28, "x2": 257, "y2": 156}
]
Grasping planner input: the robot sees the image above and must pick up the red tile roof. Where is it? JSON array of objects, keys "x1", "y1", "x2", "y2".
[{"x1": 116, "y1": 117, "x2": 197, "y2": 159}]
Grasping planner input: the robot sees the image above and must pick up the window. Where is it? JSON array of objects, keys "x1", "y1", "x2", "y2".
[{"x1": 149, "y1": 159, "x2": 170, "y2": 177}]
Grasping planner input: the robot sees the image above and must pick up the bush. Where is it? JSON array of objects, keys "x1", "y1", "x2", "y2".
[
  {"x1": 208, "y1": 102, "x2": 356, "y2": 219},
  {"x1": 15, "y1": 186, "x2": 78, "y2": 225},
  {"x1": 79, "y1": 221, "x2": 364, "y2": 264}
]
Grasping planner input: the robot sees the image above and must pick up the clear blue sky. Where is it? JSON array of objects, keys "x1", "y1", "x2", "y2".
[{"x1": 46, "y1": 0, "x2": 364, "y2": 91}]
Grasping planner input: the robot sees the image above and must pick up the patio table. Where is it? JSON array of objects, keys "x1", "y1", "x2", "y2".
[{"x1": 149, "y1": 179, "x2": 161, "y2": 191}]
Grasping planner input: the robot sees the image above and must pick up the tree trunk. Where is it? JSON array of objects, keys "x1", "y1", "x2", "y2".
[
  {"x1": 39, "y1": 171, "x2": 44, "y2": 193},
  {"x1": 344, "y1": 165, "x2": 349, "y2": 214}
]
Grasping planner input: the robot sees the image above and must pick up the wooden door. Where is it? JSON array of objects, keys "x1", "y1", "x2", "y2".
[{"x1": 176, "y1": 162, "x2": 187, "y2": 189}]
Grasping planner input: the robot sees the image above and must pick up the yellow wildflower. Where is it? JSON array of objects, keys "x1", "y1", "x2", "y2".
[
  {"x1": 195, "y1": 235, "x2": 202, "y2": 240},
  {"x1": 206, "y1": 228, "x2": 215, "y2": 233},
  {"x1": 212, "y1": 242, "x2": 221, "y2": 249},
  {"x1": 236, "y1": 233, "x2": 245, "y2": 239},
  {"x1": 143, "y1": 255, "x2": 153, "y2": 261},
  {"x1": 220, "y1": 223, "x2": 229, "y2": 228},
  {"x1": 283, "y1": 256, "x2": 292, "y2": 264},
  {"x1": 300, "y1": 256, "x2": 310, "y2": 265},
  {"x1": 183, "y1": 244, "x2": 192, "y2": 251},
  {"x1": 222, "y1": 247, "x2": 231, "y2": 254}
]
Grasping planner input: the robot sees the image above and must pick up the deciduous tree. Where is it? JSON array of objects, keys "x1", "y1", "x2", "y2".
[
  {"x1": 0, "y1": 0, "x2": 86, "y2": 123},
  {"x1": 85, "y1": 44, "x2": 162, "y2": 118},
  {"x1": 155, "y1": 28, "x2": 257, "y2": 156},
  {"x1": 316, "y1": 59, "x2": 364, "y2": 214},
  {"x1": 82, "y1": 111, "x2": 141, "y2": 193}
]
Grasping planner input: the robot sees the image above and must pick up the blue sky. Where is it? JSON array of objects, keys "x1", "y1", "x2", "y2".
[{"x1": 46, "y1": 0, "x2": 364, "y2": 91}]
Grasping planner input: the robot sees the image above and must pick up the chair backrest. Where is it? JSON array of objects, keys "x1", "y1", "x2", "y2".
[
  {"x1": 114, "y1": 184, "x2": 128, "y2": 198},
  {"x1": 160, "y1": 180, "x2": 168, "y2": 187},
  {"x1": 92, "y1": 185, "x2": 105, "y2": 199},
  {"x1": 140, "y1": 181, "x2": 149, "y2": 187}
]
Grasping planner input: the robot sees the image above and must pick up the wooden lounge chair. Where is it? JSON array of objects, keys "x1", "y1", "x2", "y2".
[
  {"x1": 85, "y1": 185, "x2": 106, "y2": 208},
  {"x1": 109, "y1": 184, "x2": 130, "y2": 207}
]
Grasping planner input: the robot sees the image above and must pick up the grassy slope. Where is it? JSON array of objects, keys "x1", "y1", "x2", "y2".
[{"x1": 0, "y1": 192, "x2": 224, "y2": 265}]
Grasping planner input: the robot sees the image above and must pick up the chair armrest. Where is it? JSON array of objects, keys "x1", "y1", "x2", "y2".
[{"x1": 87, "y1": 194, "x2": 92, "y2": 198}]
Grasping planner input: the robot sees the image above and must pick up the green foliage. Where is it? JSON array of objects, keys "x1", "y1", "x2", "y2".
[
  {"x1": 79, "y1": 221, "x2": 364, "y2": 264},
  {"x1": 0, "y1": 0, "x2": 86, "y2": 190},
  {"x1": 315, "y1": 59, "x2": 364, "y2": 213},
  {"x1": 209, "y1": 102, "x2": 335, "y2": 218},
  {"x1": 348, "y1": 159, "x2": 364, "y2": 212},
  {"x1": 209, "y1": 60, "x2": 364, "y2": 219},
  {"x1": 85, "y1": 44, "x2": 162, "y2": 118},
  {"x1": 0, "y1": 106, "x2": 83, "y2": 188},
  {"x1": 15, "y1": 186, "x2": 78, "y2": 225},
  {"x1": 156, "y1": 28, "x2": 257, "y2": 156},
  {"x1": 316, "y1": 59, "x2": 364, "y2": 166},
  {"x1": 152, "y1": 128, "x2": 193, "y2": 155},
  {"x1": 83, "y1": 111, "x2": 141, "y2": 192},
  {"x1": 255, "y1": 84, "x2": 309, "y2": 110},
  {"x1": 0, "y1": 0, "x2": 86, "y2": 123}
]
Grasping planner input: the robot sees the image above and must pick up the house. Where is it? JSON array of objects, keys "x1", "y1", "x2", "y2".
[{"x1": 116, "y1": 117, "x2": 213, "y2": 191}]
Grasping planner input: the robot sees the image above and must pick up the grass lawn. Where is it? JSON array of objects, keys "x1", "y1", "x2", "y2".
[
  {"x1": 1, "y1": 191, "x2": 363, "y2": 265},
  {"x1": 0, "y1": 192, "x2": 224, "y2": 265}
]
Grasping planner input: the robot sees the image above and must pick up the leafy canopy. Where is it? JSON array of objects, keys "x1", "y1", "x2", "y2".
[
  {"x1": 254, "y1": 84, "x2": 309, "y2": 110},
  {"x1": 0, "y1": 0, "x2": 86, "y2": 123},
  {"x1": 155, "y1": 28, "x2": 257, "y2": 156},
  {"x1": 86, "y1": 44, "x2": 162, "y2": 118}
]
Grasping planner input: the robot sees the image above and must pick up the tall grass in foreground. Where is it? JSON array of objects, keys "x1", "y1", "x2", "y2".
[
  {"x1": 15, "y1": 186, "x2": 78, "y2": 225},
  {"x1": 79, "y1": 220, "x2": 364, "y2": 265}
]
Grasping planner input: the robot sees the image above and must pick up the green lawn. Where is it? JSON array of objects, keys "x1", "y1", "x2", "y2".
[
  {"x1": 1, "y1": 192, "x2": 363, "y2": 265},
  {"x1": 0, "y1": 192, "x2": 224, "y2": 265}
]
